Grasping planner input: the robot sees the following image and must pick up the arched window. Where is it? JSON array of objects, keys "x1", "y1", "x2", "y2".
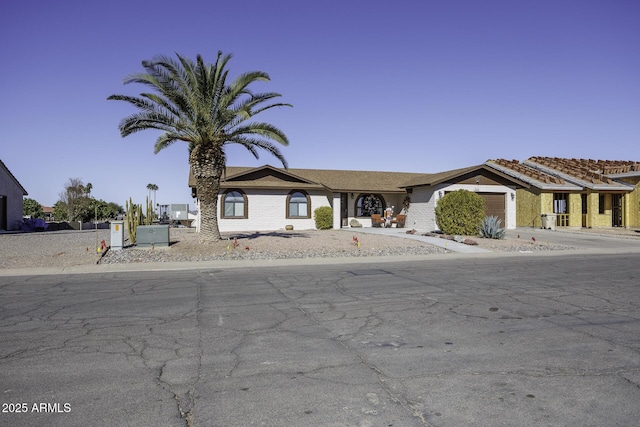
[
  {"x1": 222, "y1": 190, "x2": 247, "y2": 218},
  {"x1": 356, "y1": 194, "x2": 385, "y2": 217},
  {"x1": 287, "y1": 191, "x2": 310, "y2": 218}
]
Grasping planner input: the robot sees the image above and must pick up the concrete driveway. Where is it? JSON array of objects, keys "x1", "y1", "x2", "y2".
[{"x1": 351, "y1": 225, "x2": 640, "y2": 254}]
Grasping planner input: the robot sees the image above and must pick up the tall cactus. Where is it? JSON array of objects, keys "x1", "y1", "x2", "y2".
[
  {"x1": 144, "y1": 196, "x2": 153, "y2": 225},
  {"x1": 126, "y1": 197, "x2": 143, "y2": 244}
]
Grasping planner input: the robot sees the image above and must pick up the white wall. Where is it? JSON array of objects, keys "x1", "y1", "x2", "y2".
[
  {"x1": 405, "y1": 187, "x2": 437, "y2": 231},
  {"x1": 406, "y1": 184, "x2": 517, "y2": 231},
  {"x1": 217, "y1": 189, "x2": 332, "y2": 232}
]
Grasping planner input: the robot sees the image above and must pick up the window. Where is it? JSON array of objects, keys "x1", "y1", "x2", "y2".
[
  {"x1": 287, "y1": 191, "x2": 310, "y2": 218},
  {"x1": 599, "y1": 194, "x2": 606, "y2": 214},
  {"x1": 356, "y1": 194, "x2": 385, "y2": 217},
  {"x1": 553, "y1": 193, "x2": 568, "y2": 214},
  {"x1": 553, "y1": 193, "x2": 569, "y2": 226},
  {"x1": 222, "y1": 190, "x2": 247, "y2": 218}
]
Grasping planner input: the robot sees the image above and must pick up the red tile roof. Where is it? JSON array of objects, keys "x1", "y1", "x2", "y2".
[
  {"x1": 527, "y1": 157, "x2": 616, "y2": 185},
  {"x1": 491, "y1": 159, "x2": 565, "y2": 184}
]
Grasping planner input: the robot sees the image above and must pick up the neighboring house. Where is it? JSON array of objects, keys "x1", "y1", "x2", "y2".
[
  {"x1": 0, "y1": 160, "x2": 28, "y2": 231},
  {"x1": 189, "y1": 164, "x2": 528, "y2": 232},
  {"x1": 42, "y1": 206, "x2": 54, "y2": 222},
  {"x1": 486, "y1": 157, "x2": 640, "y2": 229}
]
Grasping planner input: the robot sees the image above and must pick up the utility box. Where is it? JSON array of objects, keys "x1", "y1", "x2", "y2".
[
  {"x1": 110, "y1": 221, "x2": 124, "y2": 250},
  {"x1": 136, "y1": 225, "x2": 170, "y2": 248},
  {"x1": 541, "y1": 214, "x2": 557, "y2": 230}
]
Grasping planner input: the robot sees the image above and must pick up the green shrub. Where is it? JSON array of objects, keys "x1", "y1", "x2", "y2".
[
  {"x1": 435, "y1": 190, "x2": 485, "y2": 235},
  {"x1": 479, "y1": 215, "x2": 505, "y2": 239},
  {"x1": 313, "y1": 206, "x2": 333, "y2": 230}
]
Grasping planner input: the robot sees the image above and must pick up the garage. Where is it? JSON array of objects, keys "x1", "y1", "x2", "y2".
[{"x1": 478, "y1": 192, "x2": 506, "y2": 225}]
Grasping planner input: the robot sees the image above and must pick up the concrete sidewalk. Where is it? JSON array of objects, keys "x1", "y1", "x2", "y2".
[{"x1": 347, "y1": 226, "x2": 491, "y2": 254}]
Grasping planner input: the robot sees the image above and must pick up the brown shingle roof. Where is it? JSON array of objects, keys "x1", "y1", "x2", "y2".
[
  {"x1": 401, "y1": 165, "x2": 483, "y2": 187},
  {"x1": 190, "y1": 165, "x2": 431, "y2": 193}
]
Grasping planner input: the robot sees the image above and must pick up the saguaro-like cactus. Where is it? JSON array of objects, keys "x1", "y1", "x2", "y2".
[
  {"x1": 126, "y1": 198, "x2": 143, "y2": 244},
  {"x1": 144, "y1": 196, "x2": 153, "y2": 225}
]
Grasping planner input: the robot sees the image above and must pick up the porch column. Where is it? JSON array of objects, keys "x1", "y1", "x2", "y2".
[{"x1": 332, "y1": 193, "x2": 342, "y2": 229}]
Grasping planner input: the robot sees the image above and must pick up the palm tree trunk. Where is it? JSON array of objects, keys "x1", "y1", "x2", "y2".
[
  {"x1": 190, "y1": 146, "x2": 224, "y2": 243},
  {"x1": 196, "y1": 176, "x2": 221, "y2": 242}
]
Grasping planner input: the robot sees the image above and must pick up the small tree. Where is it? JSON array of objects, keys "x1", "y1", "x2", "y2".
[
  {"x1": 59, "y1": 178, "x2": 93, "y2": 222},
  {"x1": 314, "y1": 206, "x2": 333, "y2": 230},
  {"x1": 53, "y1": 201, "x2": 69, "y2": 221},
  {"x1": 23, "y1": 198, "x2": 44, "y2": 218},
  {"x1": 435, "y1": 190, "x2": 485, "y2": 235}
]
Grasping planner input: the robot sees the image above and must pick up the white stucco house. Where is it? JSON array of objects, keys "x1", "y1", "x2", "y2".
[
  {"x1": 189, "y1": 163, "x2": 529, "y2": 233},
  {"x1": 0, "y1": 160, "x2": 28, "y2": 231}
]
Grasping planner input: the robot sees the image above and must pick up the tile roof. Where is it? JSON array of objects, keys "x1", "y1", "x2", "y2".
[
  {"x1": 488, "y1": 159, "x2": 566, "y2": 184},
  {"x1": 527, "y1": 157, "x2": 616, "y2": 185}
]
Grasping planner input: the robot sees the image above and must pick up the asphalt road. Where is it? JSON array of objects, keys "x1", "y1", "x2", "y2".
[{"x1": 1, "y1": 253, "x2": 639, "y2": 426}]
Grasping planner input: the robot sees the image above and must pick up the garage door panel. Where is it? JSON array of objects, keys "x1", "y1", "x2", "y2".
[{"x1": 479, "y1": 193, "x2": 505, "y2": 224}]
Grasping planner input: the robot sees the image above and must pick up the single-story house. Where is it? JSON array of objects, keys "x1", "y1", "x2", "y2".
[
  {"x1": 189, "y1": 157, "x2": 640, "y2": 233},
  {"x1": 188, "y1": 164, "x2": 530, "y2": 232},
  {"x1": 0, "y1": 159, "x2": 28, "y2": 231}
]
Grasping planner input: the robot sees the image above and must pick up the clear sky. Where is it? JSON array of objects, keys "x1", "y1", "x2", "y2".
[{"x1": 2, "y1": 0, "x2": 639, "y2": 209}]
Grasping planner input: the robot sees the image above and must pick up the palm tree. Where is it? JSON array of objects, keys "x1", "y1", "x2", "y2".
[
  {"x1": 146, "y1": 183, "x2": 159, "y2": 219},
  {"x1": 108, "y1": 52, "x2": 291, "y2": 242}
]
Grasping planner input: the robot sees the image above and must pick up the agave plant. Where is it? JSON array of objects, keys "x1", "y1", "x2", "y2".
[{"x1": 479, "y1": 215, "x2": 506, "y2": 239}]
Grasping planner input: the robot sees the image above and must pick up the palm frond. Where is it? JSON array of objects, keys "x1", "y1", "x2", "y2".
[
  {"x1": 230, "y1": 136, "x2": 288, "y2": 169},
  {"x1": 229, "y1": 122, "x2": 290, "y2": 146}
]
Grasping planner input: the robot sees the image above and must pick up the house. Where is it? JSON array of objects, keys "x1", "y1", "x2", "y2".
[
  {"x1": 0, "y1": 160, "x2": 28, "y2": 231},
  {"x1": 486, "y1": 157, "x2": 640, "y2": 229},
  {"x1": 190, "y1": 165, "x2": 429, "y2": 232},
  {"x1": 188, "y1": 158, "x2": 640, "y2": 234},
  {"x1": 42, "y1": 206, "x2": 54, "y2": 222},
  {"x1": 188, "y1": 164, "x2": 529, "y2": 232}
]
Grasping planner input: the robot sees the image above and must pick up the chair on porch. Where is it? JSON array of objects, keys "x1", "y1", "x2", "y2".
[
  {"x1": 371, "y1": 214, "x2": 384, "y2": 227},
  {"x1": 392, "y1": 214, "x2": 406, "y2": 228}
]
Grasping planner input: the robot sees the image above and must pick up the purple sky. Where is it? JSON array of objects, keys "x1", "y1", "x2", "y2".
[{"x1": 2, "y1": 0, "x2": 639, "y2": 209}]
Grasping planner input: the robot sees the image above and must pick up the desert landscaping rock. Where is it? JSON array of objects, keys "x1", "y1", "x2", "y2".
[{"x1": 0, "y1": 227, "x2": 582, "y2": 270}]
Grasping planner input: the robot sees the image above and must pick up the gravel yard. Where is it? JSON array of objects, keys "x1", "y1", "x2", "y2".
[
  {"x1": 0, "y1": 230, "x2": 111, "y2": 269},
  {"x1": 101, "y1": 228, "x2": 451, "y2": 264},
  {"x1": 0, "y1": 227, "x2": 582, "y2": 269}
]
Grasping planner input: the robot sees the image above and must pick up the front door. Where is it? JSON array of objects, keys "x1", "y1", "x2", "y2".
[{"x1": 612, "y1": 194, "x2": 623, "y2": 227}]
